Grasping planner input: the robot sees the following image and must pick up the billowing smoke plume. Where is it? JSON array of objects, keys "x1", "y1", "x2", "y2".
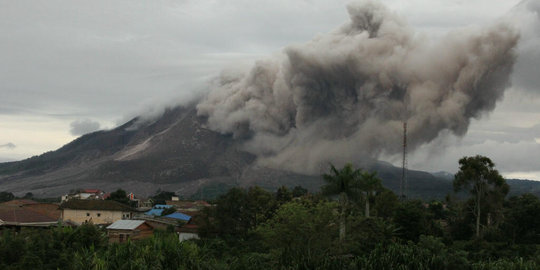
[{"x1": 197, "y1": 1, "x2": 519, "y2": 174}]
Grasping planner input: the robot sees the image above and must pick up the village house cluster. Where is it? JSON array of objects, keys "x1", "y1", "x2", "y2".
[{"x1": 0, "y1": 189, "x2": 208, "y2": 243}]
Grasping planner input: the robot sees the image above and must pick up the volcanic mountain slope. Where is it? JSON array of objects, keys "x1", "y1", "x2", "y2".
[
  {"x1": 0, "y1": 105, "x2": 321, "y2": 198},
  {"x1": 0, "y1": 105, "x2": 538, "y2": 199},
  {"x1": 0, "y1": 106, "x2": 250, "y2": 197}
]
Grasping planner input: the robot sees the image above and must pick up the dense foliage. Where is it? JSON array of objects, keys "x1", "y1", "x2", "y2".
[
  {"x1": 2, "y1": 159, "x2": 540, "y2": 269},
  {"x1": 106, "y1": 189, "x2": 130, "y2": 206}
]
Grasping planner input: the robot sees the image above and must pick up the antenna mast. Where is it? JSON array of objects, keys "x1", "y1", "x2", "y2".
[{"x1": 400, "y1": 122, "x2": 408, "y2": 200}]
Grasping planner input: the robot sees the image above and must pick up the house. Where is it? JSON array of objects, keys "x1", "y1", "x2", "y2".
[
  {"x1": 140, "y1": 198, "x2": 154, "y2": 209},
  {"x1": 164, "y1": 212, "x2": 191, "y2": 222},
  {"x1": 178, "y1": 223, "x2": 199, "y2": 242},
  {"x1": 144, "y1": 204, "x2": 173, "y2": 216},
  {"x1": 106, "y1": 220, "x2": 153, "y2": 243},
  {"x1": 0, "y1": 200, "x2": 60, "y2": 229},
  {"x1": 60, "y1": 199, "x2": 135, "y2": 225},
  {"x1": 163, "y1": 211, "x2": 200, "y2": 241},
  {"x1": 78, "y1": 189, "x2": 105, "y2": 199},
  {"x1": 126, "y1": 192, "x2": 140, "y2": 208},
  {"x1": 135, "y1": 210, "x2": 200, "y2": 242},
  {"x1": 165, "y1": 200, "x2": 210, "y2": 212},
  {"x1": 0, "y1": 208, "x2": 58, "y2": 228},
  {"x1": 61, "y1": 189, "x2": 106, "y2": 202}
]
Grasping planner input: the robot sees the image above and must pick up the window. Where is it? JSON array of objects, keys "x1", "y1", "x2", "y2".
[
  {"x1": 86, "y1": 213, "x2": 90, "y2": 217},
  {"x1": 97, "y1": 213, "x2": 101, "y2": 217},
  {"x1": 119, "y1": 234, "x2": 124, "y2": 243}
]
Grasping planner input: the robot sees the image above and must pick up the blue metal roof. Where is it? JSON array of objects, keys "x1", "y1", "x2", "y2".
[
  {"x1": 144, "y1": 208, "x2": 164, "y2": 216},
  {"x1": 165, "y1": 212, "x2": 191, "y2": 221},
  {"x1": 153, "y1": 204, "x2": 173, "y2": 209}
]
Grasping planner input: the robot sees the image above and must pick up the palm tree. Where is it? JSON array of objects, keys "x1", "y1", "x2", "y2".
[
  {"x1": 358, "y1": 171, "x2": 382, "y2": 218},
  {"x1": 322, "y1": 163, "x2": 362, "y2": 242}
]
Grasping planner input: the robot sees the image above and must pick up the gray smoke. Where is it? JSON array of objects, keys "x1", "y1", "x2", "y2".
[
  {"x1": 70, "y1": 119, "x2": 101, "y2": 136},
  {"x1": 0, "y1": 143, "x2": 16, "y2": 149},
  {"x1": 197, "y1": 1, "x2": 519, "y2": 174}
]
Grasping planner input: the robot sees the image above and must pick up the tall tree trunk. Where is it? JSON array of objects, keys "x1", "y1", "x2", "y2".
[
  {"x1": 476, "y1": 192, "x2": 481, "y2": 238},
  {"x1": 340, "y1": 211, "x2": 346, "y2": 242},
  {"x1": 365, "y1": 192, "x2": 370, "y2": 218},
  {"x1": 339, "y1": 192, "x2": 347, "y2": 242}
]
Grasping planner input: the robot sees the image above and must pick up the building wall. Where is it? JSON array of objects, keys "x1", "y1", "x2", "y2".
[
  {"x1": 62, "y1": 209, "x2": 132, "y2": 225},
  {"x1": 107, "y1": 223, "x2": 153, "y2": 243},
  {"x1": 179, "y1": 232, "x2": 199, "y2": 242}
]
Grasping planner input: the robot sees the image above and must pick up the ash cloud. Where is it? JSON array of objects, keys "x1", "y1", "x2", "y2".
[
  {"x1": 510, "y1": 0, "x2": 540, "y2": 94},
  {"x1": 70, "y1": 119, "x2": 101, "y2": 136},
  {"x1": 0, "y1": 143, "x2": 16, "y2": 149},
  {"x1": 197, "y1": 1, "x2": 519, "y2": 174}
]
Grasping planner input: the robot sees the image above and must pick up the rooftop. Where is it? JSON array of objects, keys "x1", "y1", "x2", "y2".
[
  {"x1": 106, "y1": 220, "x2": 146, "y2": 230},
  {"x1": 164, "y1": 212, "x2": 191, "y2": 221},
  {"x1": 60, "y1": 199, "x2": 134, "y2": 211},
  {"x1": 153, "y1": 204, "x2": 173, "y2": 209},
  {"x1": 0, "y1": 199, "x2": 39, "y2": 207},
  {"x1": 22, "y1": 203, "x2": 61, "y2": 220},
  {"x1": 0, "y1": 208, "x2": 58, "y2": 225}
]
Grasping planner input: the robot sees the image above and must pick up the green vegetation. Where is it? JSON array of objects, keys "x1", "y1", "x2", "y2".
[
  {"x1": 2, "y1": 156, "x2": 540, "y2": 269},
  {"x1": 0, "y1": 191, "x2": 15, "y2": 202},
  {"x1": 454, "y1": 155, "x2": 509, "y2": 238},
  {"x1": 151, "y1": 190, "x2": 176, "y2": 205},
  {"x1": 106, "y1": 189, "x2": 130, "y2": 205}
]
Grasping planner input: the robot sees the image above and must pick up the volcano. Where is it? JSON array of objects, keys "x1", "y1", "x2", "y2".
[{"x1": 1, "y1": 105, "x2": 539, "y2": 199}]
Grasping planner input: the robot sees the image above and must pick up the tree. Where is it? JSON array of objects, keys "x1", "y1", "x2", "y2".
[
  {"x1": 453, "y1": 155, "x2": 508, "y2": 238},
  {"x1": 200, "y1": 186, "x2": 277, "y2": 237},
  {"x1": 502, "y1": 193, "x2": 540, "y2": 244},
  {"x1": 358, "y1": 171, "x2": 382, "y2": 218},
  {"x1": 321, "y1": 163, "x2": 361, "y2": 242},
  {"x1": 373, "y1": 188, "x2": 399, "y2": 219},
  {"x1": 292, "y1": 185, "x2": 308, "y2": 197},
  {"x1": 255, "y1": 200, "x2": 337, "y2": 267},
  {"x1": 275, "y1": 186, "x2": 292, "y2": 204},
  {"x1": 152, "y1": 191, "x2": 176, "y2": 205},
  {"x1": 0, "y1": 192, "x2": 14, "y2": 202},
  {"x1": 393, "y1": 200, "x2": 434, "y2": 241},
  {"x1": 106, "y1": 189, "x2": 129, "y2": 205}
]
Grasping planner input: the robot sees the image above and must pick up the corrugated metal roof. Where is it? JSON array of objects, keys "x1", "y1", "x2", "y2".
[
  {"x1": 165, "y1": 212, "x2": 191, "y2": 221},
  {"x1": 154, "y1": 204, "x2": 173, "y2": 209},
  {"x1": 106, "y1": 220, "x2": 146, "y2": 230},
  {"x1": 144, "y1": 209, "x2": 164, "y2": 216}
]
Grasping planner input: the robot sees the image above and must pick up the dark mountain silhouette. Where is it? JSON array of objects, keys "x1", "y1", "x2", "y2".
[{"x1": 0, "y1": 105, "x2": 538, "y2": 199}]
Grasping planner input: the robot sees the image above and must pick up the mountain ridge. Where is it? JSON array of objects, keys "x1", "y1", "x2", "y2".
[{"x1": 1, "y1": 105, "x2": 539, "y2": 199}]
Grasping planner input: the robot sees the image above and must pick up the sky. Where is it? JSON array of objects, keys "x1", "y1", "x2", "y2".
[{"x1": 1, "y1": 0, "x2": 539, "y2": 179}]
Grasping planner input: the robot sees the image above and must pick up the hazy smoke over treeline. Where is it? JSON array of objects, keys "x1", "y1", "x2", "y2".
[{"x1": 197, "y1": 1, "x2": 519, "y2": 174}]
